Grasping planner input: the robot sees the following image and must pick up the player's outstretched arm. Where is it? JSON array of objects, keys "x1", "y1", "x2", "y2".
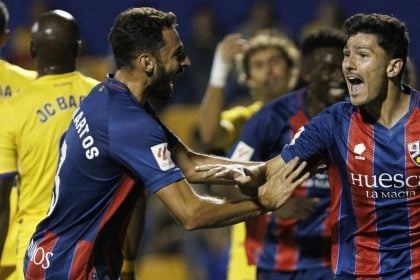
[
  {"x1": 171, "y1": 140, "x2": 262, "y2": 185},
  {"x1": 154, "y1": 157, "x2": 308, "y2": 231}
]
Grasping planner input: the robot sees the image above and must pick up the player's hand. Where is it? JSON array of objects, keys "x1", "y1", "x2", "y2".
[
  {"x1": 195, "y1": 163, "x2": 265, "y2": 187},
  {"x1": 273, "y1": 196, "x2": 320, "y2": 220},
  {"x1": 218, "y1": 33, "x2": 248, "y2": 62},
  {"x1": 258, "y1": 158, "x2": 310, "y2": 211}
]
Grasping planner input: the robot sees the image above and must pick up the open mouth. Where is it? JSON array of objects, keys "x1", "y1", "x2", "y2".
[{"x1": 347, "y1": 75, "x2": 364, "y2": 94}]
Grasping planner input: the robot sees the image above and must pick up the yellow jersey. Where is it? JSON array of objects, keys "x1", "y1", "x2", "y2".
[
  {"x1": 0, "y1": 59, "x2": 36, "y2": 102},
  {"x1": 0, "y1": 71, "x2": 98, "y2": 279},
  {"x1": 216, "y1": 101, "x2": 263, "y2": 151},
  {"x1": 0, "y1": 59, "x2": 36, "y2": 276}
]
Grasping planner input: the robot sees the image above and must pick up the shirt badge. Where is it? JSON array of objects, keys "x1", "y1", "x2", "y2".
[{"x1": 151, "y1": 143, "x2": 175, "y2": 171}]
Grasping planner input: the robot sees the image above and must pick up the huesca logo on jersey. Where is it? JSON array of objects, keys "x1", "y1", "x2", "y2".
[
  {"x1": 151, "y1": 143, "x2": 175, "y2": 171},
  {"x1": 408, "y1": 140, "x2": 420, "y2": 166},
  {"x1": 349, "y1": 172, "x2": 419, "y2": 199}
]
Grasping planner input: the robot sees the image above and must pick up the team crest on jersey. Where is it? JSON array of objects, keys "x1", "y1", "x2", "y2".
[
  {"x1": 408, "y1": 140, "x2": 420, "y2": 166},
  {"x1": 151, "y1": 143, "x2": 175, "y2": 171}
]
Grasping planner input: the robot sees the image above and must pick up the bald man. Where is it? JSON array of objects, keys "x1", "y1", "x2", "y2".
[{"x1": 0, "y1": 10, "x2": 98, "y2": 279}]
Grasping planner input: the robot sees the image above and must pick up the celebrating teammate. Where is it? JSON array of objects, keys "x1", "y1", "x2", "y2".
[
  {"x1": 199, "y1": 13, "x2": 420, "y2": 279},
  {"x1": 23, "y1": 7, "x2": 308, "y2": 279}
]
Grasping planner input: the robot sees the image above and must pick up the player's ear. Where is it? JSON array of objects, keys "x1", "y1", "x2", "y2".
[
  {"x1": 386, "y1": 58, "x2": 404, "y2": 78},
  {"x1": 138, "y1": 54, "x2": 155, "y2": 76}
]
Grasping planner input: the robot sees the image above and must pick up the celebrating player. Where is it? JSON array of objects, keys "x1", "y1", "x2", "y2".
[
  {"x1": 23, "y1": 7, "x2": 308, "y2": 279},
  {"x1": 199, "y1": 13, "x2": 420, "y2": 279}
]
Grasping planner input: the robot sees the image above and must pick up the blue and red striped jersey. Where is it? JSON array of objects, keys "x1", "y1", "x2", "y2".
[
  {"x1": 229, "y1": 89, "x2": 331, "y2": 272},
  {"x1": 23, "y1": 75, "x2": 185, "y2": 279},
  {"x1": 281, "y1": 85, "x2": 420, "y2": 279}
]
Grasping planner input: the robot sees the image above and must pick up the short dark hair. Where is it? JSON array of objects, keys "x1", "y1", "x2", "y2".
[
  {"x1": 300, "y1": 28, "x2": 346, "y2": 57},
  {"x1": 0, "y1": 1, "x2": 9, "y2": 34},
  {"x1": 109, "y1": 7, "x2": 177, "y2": 70},
  {"x1": 343, "y1": 13, "x2": 409, "y2": 64}
]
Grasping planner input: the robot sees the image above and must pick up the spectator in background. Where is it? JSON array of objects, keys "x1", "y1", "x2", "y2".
[
  {"x1": 0, "y1": 10, "x2": 99, "y2": 279},
  {"x1": 0, "y1": 1, "x2": 36, "y2": 279},
  {"x1": 228, "y1": 28, "x2": 347, "y2": 280}
]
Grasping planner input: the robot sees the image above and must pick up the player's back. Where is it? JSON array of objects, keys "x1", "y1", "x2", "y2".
[
  {"x1": 0, "y1": 59, "x2": 36, "y2": 101},
  {"x1": 24, "y1": 79, "x2": 144, "y2": 279},
  {"x1": 5, "y1": 71, "x2": 98, "y2": 219}
]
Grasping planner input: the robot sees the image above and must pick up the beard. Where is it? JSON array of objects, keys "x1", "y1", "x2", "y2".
[{"x1": 148, "y1": 62, "x2": 174, "y2": 100}]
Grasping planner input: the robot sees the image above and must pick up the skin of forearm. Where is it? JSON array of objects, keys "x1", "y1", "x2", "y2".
[
  {"x1": 183, "y1": 195, "x2": 265, "y2": 230},
  {"x1": 198, "y1": 86, "x2": 225, "y2": 144},
  {"x1": 184, "y1": 151, "x2": 264, "y2": 184}
]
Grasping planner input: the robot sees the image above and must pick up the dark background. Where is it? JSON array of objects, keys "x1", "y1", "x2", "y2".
[{"x1": 3, "y1": 0, "x2": 420, "y2": 85}]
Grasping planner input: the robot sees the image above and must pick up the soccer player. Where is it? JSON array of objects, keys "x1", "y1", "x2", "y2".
[
  {"x1": 0, "y1": 10, "x2": 99, "y2": 279},
  {"x1": 22, "y1": 7, "x2": 308, "y2": 279},
  {"x1": 199, "y1": 30, "x2": 300, "y2": 280},
  {"x1": 0, "y1": 2, "x2": 36, "y2": 279},
  {"x1": 199, "y1": 13, "x2": 420, "y2": 279},
  {"x1": 228, "y1": 28, "x2": 347, "y2": 280}
]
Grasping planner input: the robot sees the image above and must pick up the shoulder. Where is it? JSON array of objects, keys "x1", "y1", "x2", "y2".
[
  {"x1": 317, "y1": 101, "x2": 355, "y2": 119},
  {"x1": 252, "y1": 90, "x2": 303, "y2": 122}
]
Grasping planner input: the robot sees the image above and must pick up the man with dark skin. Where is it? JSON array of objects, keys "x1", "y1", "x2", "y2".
[{"x1": 0, "y1": 10, "x2": 99, "y2": 279}]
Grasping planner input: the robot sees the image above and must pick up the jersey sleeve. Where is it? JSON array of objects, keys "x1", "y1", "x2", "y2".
[
  {"x1": 109, "y1": 114, "x2": 184, "y2": 193},
  {"x1": 281, "y1": 106, "x2": 335, "y2": 164},
  {"x1": 0, "y1": 101, "x2": 18, "y2": 177}
]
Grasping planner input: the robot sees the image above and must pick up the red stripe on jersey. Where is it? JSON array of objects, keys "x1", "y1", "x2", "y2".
[
  {"x1": 328, "y1": 163, "x2": 341, "y2": 273},
  {"x1": 69, "y1": 240, "x2": 94, "y2": 280},
  {"x1": 274, "y1": 219, "x2": 298, "y2": 270},
  {"x1": 347, "y1": 113, "x2": 380, "y2": 275},
  {"x1": 245, "y1": 215, "x2": 270, "y2": 264},
  {"x1": 405, "y1": 107, "x2": 420, "y2": 278},
  {"x1": 271, "y1": 110, "x2": 308, "y2": 270},
  {"x1": 289, "y1": 111, "x2": 308, "y2": 136},
  {"x1": 98, "y1": 174, "x2": 136, "y2": 230},
  {"x1": 26, "y1": 231, "x2": 58, "y2": 279}
]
